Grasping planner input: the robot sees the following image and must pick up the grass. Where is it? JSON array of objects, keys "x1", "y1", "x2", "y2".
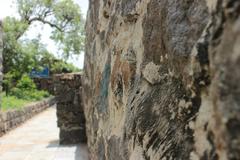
[{"x1": 1, "y1": 93, "x2": 33, "y2": 111}]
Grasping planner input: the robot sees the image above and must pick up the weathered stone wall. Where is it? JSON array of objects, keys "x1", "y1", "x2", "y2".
[
  {"x1": 53, "y1": 73, "x2": 86, "y2": 144},
  {"x1": 83, "y1": 0, "x2": 240, "y2": 159},
  {"x1": 0, "y1": 21, "x2": 3, "y2": 107},
  {"x1": 0, "y1": 98, "x2": 55, "y2": 137}
]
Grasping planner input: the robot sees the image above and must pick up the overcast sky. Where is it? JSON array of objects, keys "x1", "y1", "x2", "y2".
[{"x1": 0, "y1": 0, "x2": 89, "y2": 69}]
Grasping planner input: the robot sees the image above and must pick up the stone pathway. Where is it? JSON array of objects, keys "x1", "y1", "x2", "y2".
[{"x1": 0, "y1": 106, "x2": 89, "y2": 160}]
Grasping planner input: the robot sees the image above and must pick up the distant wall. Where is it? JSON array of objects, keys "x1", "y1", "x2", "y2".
[
  {"x1": 0, "y1": 98, "x2": 55, "y2": 137},
  {"x1": 53, "y1": 73, "x2": 86, "y2": 144},
  {"x1": 33, "y1": 77, "x2": 54, "y2": 95}
]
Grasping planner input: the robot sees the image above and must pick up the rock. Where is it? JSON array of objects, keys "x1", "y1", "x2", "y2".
[
  {"x1": 142, "y1": 62, "x2": 165, "y2": 85},
  {"x1": 83, "y1": 0, "x2": 240, "y2": 159}
]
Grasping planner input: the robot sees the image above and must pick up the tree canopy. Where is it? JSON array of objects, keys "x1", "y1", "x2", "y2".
[
  {"x1": 2, "y1": 0, "x2": 84, "y2": 92},
  {"x1": 16, "y1": 0, "x2": 85, "y2": 56}
]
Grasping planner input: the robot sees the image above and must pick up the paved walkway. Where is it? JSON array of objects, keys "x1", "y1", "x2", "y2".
[{"x1": 0, "y1": 107, "x2": 89, "y2": 160}]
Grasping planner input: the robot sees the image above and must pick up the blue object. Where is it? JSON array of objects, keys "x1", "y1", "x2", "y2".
[{"x1": 30, "y1": 67, "x2": 49, "y2": 78}]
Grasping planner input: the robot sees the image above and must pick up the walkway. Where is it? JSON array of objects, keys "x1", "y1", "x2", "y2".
[{"x1": 0, "y1": 107, "x2": 89, "y2": 160}]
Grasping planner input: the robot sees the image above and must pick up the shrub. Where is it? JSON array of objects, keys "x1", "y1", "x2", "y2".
[
  {"x1": 10, "y1": 74, "x2": 50, "y2": 100},
  {"x1": 15, "y1": 74, "x2": 36, "y2": 90}
]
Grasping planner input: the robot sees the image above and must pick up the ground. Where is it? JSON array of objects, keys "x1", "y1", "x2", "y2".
[{"x1": 0, "y1": 106, "x2": 88, "y2": 160}]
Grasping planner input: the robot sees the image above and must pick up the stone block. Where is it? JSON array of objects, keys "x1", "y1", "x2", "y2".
[{"x1": 53, "y1": 73, "x2": 87, "y2": 144}]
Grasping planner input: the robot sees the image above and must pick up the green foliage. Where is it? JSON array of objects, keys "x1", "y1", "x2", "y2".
[
  {"x1": 51, "y1": 60, "x2": 80, "y2": 73},
  {"x1": 10, "y1": 88, "x2": 49, "y2": 101},
  {"x1": 3, "y1": 72, "x2": 14, "y2": 89},
  {"x1": 16, "y1": 0, "x2": 85, "y2": 57},
  {"x1": 50, "y1": 0, "x2": 85, "y2": 58},
  {"x1": 2, "y1": 41, "x2": 80, "y2": 93},
  {"x1": 3, "y1": 17, "x2": 27, "y2": 74},
  {"x1": 10, "y1": 75, "x2": 50, "y2": 101},
  {"x1": 15, "y1": 74, "x2": 36, "y2": 90},
  {"x1": 1, "y1": 93, "x2": 32, "y2": 111},
  {"x1": 2, "y1": 75, "x2": 50, "y2": 111},
  {"x1": 2, "y1": 72, "x2": 16, "y2": 96},
  {"x1": 2, "y1": 0, "x2": 84, "y2": 94}
]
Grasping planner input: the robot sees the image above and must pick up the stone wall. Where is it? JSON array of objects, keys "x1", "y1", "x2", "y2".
[
  {"x1": 0, "y1": 21, "x2": 3, "y2": 106},
  {"x1": 0, "y1": 98, "x2": 55, "y2": 137},
  {"x1": 83, "y1": 0, "x2": 240, "y2": 159},
  {"x1": 53, "y1": 73, "x2": 86, "y2": 144}
]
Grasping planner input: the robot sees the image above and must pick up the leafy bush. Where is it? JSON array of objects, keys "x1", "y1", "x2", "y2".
[
  {"x1": 15, "y1": 74, "x2": 36, "y2": 90},
  {"x1": 51, "y1": 60, "x2": 80, "y2": 74},
  {"x1": 10, "y1": 74, "x2": 50, "y2": 100}
]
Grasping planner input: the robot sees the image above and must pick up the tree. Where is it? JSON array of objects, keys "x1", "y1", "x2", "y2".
[
  {"x1": 2, "y1": 0, "x2": 84, "y2": 93},
  {"x1": 16, "y1": 0, "x2": 85, "y2": 57},
  {"x1": 3, "y1": 0, "x2": 85, "y2": 74},
  {"x1": 2, "y1": 38, "x2": 80, "y2": 93}
]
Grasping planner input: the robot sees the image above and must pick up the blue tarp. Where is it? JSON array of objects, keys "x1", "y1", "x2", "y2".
[{"x1": 30, "y1": 67, "x2": 49, "y2": 78}]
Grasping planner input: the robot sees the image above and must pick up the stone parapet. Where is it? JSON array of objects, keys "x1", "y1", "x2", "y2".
[
  {"x1": 0, "y1": 97, "x2": 55, "y2": 137},
  {"x1": 53, "y1": 73, "x2": 86, "y2": 144}
]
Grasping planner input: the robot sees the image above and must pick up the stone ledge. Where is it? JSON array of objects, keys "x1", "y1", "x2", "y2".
[{"x1": 0, "y1": 97, "x2": 56, "y2": 137}]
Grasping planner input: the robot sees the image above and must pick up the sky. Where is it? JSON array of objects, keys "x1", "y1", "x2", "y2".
[{"x1": 0, "y1": 0, "x2": 89, "y2": 69}]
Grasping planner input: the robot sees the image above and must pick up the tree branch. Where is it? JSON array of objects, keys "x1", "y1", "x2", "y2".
[{"x1": 28, "y1": 17, "x2": 63, "y2": 32}]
